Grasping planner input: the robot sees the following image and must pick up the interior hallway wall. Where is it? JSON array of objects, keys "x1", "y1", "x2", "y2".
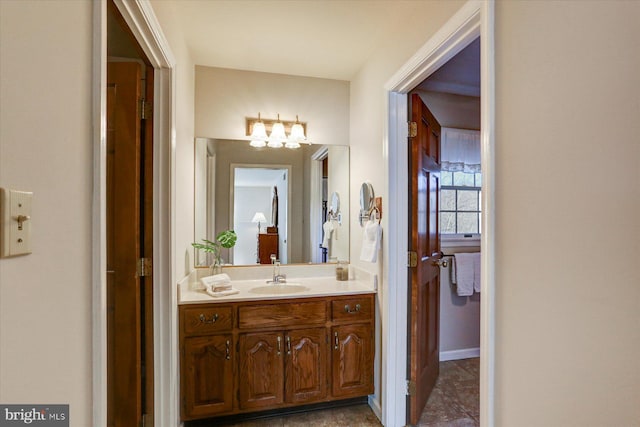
[
  {"x1": 148, "y1": 0, "x2": 196, "y2": 281},
  {"x1": 0, "y1": 1, "x2": 93, "y2": 425},
  {"x1": 494, "y1": 2, "x2": 640, "y2": 425},
  {"x1": 348, "y1": 0, "x2": 467, "y2": 415}
]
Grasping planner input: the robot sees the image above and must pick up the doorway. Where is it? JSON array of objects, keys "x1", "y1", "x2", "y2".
[
  {"x1": 106, "y1": 2, "x2": 154, "y2": 426},
  {"x1": 382, "y1": 2, "x2": 494, "y2": 426},
  {"x1": 231, "y1": 165, "x2": 290, "y2": 265},
  {"x1": 407, "y1": 37, "x2": 481, "y2": 425},
  {"x1": 95, "y1": 1, "x2": 176, "y2": 426}
]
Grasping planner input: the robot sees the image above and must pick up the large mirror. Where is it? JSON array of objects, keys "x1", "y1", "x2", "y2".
[{"x1": 195, "y1": 138, "x2": 349, "y2": 267}]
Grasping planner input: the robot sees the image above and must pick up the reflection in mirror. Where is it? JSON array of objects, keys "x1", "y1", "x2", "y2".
[
  {"x1": 359, "y1": 182, "x2": 374, "y2": 226},
  {"x1": 195, "y1": 138, "x2": 349, "y2": 267}
]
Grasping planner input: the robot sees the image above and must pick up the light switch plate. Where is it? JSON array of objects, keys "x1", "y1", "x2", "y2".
[{"x1": 0, "y1": 188, "x2": 33, "y2": 257}]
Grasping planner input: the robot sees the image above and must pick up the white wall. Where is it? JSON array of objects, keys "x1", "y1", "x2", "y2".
[
  {"x1": 0, "y1": 1, "x2": 93, "y2": 425},
  {"x1": 195, "y1": 66, "x2": 350, "y2": 146},
  {"x1": 494, "y1": 2, "x2": 640, "y2": 425},
  {"x1": 233, "y1": 186, "x2": 271, "y2": 265},
  {"x1": 327, "y1": 145, "x2": 350, "y2": 262}
]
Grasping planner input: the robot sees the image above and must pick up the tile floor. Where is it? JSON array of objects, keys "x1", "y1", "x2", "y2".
[{"x1": 198, "y1": 358, "x2": 479, "y2": 427}]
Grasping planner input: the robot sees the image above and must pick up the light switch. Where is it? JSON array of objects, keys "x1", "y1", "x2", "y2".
[{"x1": 0, "y1": 188, "x2": 33, "y2": 257}]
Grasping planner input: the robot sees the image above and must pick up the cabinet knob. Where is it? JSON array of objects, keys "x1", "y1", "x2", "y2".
[{"x1": 344, "y1": 304, "x2": 361, "y2": 314}]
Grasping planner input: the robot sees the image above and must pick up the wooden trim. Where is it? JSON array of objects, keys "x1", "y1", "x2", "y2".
[{"x1": 382, "y1": 1, "x2": 494, "y2": 426}]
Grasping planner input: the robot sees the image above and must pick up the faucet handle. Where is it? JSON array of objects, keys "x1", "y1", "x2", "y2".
[{"x1": 270, "y1": 254, "x2": 277, "y2": 263}]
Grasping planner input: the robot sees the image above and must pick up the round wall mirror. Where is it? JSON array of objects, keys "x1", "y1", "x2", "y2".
[
  {"x1": 359, "y1": 182, "x2": 374, "y2": 226},
  {"x1": 330, "y1": 191, "x2": 340, "y2": 214}
]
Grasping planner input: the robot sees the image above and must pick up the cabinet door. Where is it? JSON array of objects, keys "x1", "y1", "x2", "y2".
[
  {"x1": 285, "y1": 328, "x2": 327, "y2": 404},
  {"x1": 239, "y1": 332, "x2": 284, "y2": 410},
  {"x1": 182, "y1": 335, "x2": 233, "y2": 419},
  {"x1": 331, "y1": 324, "x2": 374, "y2": 398}
]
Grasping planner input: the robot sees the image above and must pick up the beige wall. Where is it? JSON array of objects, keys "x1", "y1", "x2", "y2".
[
  {"x1": 149, "y1": 1, "x2": 196, "y2": 281},
  {"x1": 348, "y1": 0, "x2": 467, "y2": 412},
  {"x1": 195, "y1": 66, "x2": 350, "y2": 145},
  {"x1": 494, "y1": 2, "x2": 640, "y2": 425},
  {"x1": 0, "y1": 1, "x2": 93, "y2": 425},
  {"x1": 417, "y1": 90, "x2": 480, "y2": 130}
]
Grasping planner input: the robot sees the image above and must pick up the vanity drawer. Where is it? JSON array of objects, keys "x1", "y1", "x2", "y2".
[
  {"x1": 182, "y1": 305, "x2": 233, "y2": 336},
  {"x1": 238, "y1": 301, "x2": 327, "y2": 329},
  {"x1": 331, "y1": 296, "x2": 373, "y2": 323}
]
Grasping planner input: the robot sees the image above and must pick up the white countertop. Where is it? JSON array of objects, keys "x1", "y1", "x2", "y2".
[{"x1": 179, "y1": 276, "x2": 375, "y2": 305}]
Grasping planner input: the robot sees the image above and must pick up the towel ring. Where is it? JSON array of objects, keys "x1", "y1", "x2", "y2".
[{"x1": 368, "y1": 206, "x2": 381, "y2": 224}]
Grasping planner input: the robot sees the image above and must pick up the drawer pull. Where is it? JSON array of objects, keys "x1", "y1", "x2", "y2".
[
  {"x1": 277, "y1": 336, "x2": 282, "y2": 356},
  {"x1": 334, "y1": 331, "x2": 339, "y2": 350},
  {"x1": 225, "y1": 340, "x2": 231, "y2": 360},
  {"x1": 286, "y1": 336, "x2": 291, "y2": 355},
  {"x1": 344, "y1": 304, "x2": 361, "y2": 314},
  {"x1": 199, "y1": 313, "x2": 219, "y2": 324}
]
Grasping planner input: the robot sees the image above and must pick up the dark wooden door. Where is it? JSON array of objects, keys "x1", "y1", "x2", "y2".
[
  {"x1": 107, "y1": 61, "x2": 143, "y2": 427},
  {"x1": 408, "y1": 93, "x2": 442, "y2": 425},
  {"x1": 182, "y1": 335, "x2": 234, "y2": 419},
  {"x1": 285, "y1": 328, "x2": 327, "y2": 404},
  {"x1": 331, "y1": 324, "x2": 374, "y2": 398},
  {"x1": 239, "y1": 332, "x2": 284, "y2": 410}
]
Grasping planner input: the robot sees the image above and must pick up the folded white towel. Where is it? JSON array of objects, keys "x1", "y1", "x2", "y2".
[
  {"x1": 359, "y1": 219, "x2": 382, "y2": 263},
  {"x1": 200, "y1": 273, "x2": 231, "y2": 292},
  {"x1": 453, "y1": 253, "x2": 476, "y2": 297},
  {"x1": 205, "y1": 287, "x2": 239, "y2": 298}
]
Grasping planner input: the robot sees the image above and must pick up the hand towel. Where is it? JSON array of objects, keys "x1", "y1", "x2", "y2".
[
  {"x1": 473, "y1": 253, "x2": 482, "y2": 293},
  {"x1": 205, "y1": 287, "x2": 239, "y2": 298},
  {"x1": 453, "y1": 253, "x2": 475, "y2": 296},
  {"x1": 359, "y1": 219, "x2": 382, "y2": 263},
  {"x1": 321, "y1": 220, "x2": 334, "y2": 248},
  {"x1": 200, "y1": 273, "x2": 231, "y2": 292}
]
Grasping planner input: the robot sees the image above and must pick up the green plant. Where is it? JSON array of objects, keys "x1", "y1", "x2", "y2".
[{"x1": 192, "y1": 230, "x2": 237, "y2": 268}]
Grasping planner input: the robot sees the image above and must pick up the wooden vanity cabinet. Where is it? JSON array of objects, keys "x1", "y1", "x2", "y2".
[
  {"x1": 180, "y1": 293, "x2": 374, "y2": 421},
  {"x1": 180, "y1": 306, "x2": 234, "y2": 420},
  {"x1": 330, "y1": 296, "x2": 374, "y2": 398}
]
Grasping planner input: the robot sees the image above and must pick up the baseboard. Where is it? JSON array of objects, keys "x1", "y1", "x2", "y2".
[
  {"x1": 440, "y1": 347, "x2": 480, "y2": 361},
  {"x1": 368, "y1": 395, "x2": 382, "y2": 422}
]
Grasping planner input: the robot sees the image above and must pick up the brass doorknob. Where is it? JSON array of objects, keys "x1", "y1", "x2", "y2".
[{"x1": 432, "y1": 259, "x2": 448, "y2": 268}]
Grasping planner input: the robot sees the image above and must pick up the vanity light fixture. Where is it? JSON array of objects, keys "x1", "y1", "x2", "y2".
[
  {"x1": 249, "y1": 113, "x2": 268, "y2": 147},
  {"x1": 246, "y1": 113, "x2": 309, "y2": 149}
]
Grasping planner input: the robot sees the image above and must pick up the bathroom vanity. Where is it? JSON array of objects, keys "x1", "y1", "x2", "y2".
[{"x1": 179, "y1": 278, "x2": 375, "y2": 421}]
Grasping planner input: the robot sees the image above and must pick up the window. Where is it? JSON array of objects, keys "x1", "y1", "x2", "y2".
[{"x1": 440, "y1": 171, "x2": 481, "y2": 236}]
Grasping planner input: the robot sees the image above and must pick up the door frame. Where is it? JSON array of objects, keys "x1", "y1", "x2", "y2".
[
  {"x1": 382, "y1": 1, "x2": 495, "y2": 426},
  {"x1": 93, "y1": 1, "x2": 176, "y2": 426}
]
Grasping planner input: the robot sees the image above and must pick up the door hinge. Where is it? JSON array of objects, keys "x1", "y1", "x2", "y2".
[
  {"x1": 140, "y1": 413, "x2": 149, "y2": 427},
  {"x1": 408, "y1": 121, "x2": 417, "y2": 138},
  {"x1": 406, "y1": 379, "x2": 416, "y2": 396},
  {"x1": 137, "y1": 257, "x2": 152, "y2": 277},
  {"x1": 140, "y1": 98, "x2": 152, "y2": 120},
  {"x1": 407, "y1": 251, "x2": 418, "y2": 268}
]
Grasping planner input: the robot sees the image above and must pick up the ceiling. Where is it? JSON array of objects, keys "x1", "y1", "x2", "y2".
[
  {"x1": 417, "y1": 37, "x2": 480, "y2": 97},
  {"x1": 153, "y1": 0, "x2": 435, "y2": 81}
]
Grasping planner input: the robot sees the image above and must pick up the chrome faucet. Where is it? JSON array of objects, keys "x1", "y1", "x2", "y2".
[{"x1": 268, "y1": 254, "x2": 286, "y2": 284}]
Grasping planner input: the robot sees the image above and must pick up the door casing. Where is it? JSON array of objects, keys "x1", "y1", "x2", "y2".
[
  {"x1": 93, "y1": 1, "x2": 176, "y2": 426},
  {"x1": 382, "y1": 1, "x2": 495, "y2": 426}
]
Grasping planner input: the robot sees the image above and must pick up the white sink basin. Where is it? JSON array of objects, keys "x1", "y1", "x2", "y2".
[{"x1": 249, "y1": 283, "x2": 309, "y2": 295}]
